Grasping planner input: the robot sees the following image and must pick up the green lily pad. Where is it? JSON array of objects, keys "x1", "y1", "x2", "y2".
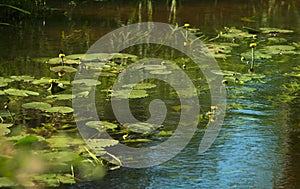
[
  {"x1": 10, "y1": 75, "x2": 34, "y2": 82},
  {"x1": 123, "y1": 138, "x2": 152, "y2": 143},
  {"x1": 71, "y1": 79, "x2": 101, "y2": 86},
  {"x1": 0, "y1": 177, "x2": 16, "y2": 187},
  {"x1": 82, "y1": 53, "x2": 113, "y2": 62},
  {"x1": 241, "y1": 51, "x2": 272, "y2": 60},
  {"x1": 46, "y1": 57, "x2": 80, "y2": 65},
  {"x1": 50, "y1": 66, "x2": 77, "y2": 73},
  {"x1": 0, "y1": 90, "x2": 4, "y2": 95},
  {"x1": 22, "y1": 102, "x2": 52, "y2": 111},
  {"x1": 0, "y1": 123, "x2": 13, "y2": 136},
  {"x1": 86, "y1": 121, "x2": 118, "y2": 131},
  {"x1": 122, "y1": 83, "x2": 157, "y2": 90},
  {"x1": 32, "y1": 77, "x2": 52, "y2": 85},
  {"x1": 65, "y1": 54, "x2": 84, "y2": 60},
  {"x1": 261, "y1": 45, "x2": 297, "y2": 55},
  {"x1": 86, "y1": 138, "x2": 119, "y2": 148},
  {"x1": 110, "y1": 89, "x2": 148, "y2": 99},
  {"x1": 260, "y1": 27, "x2": 293, "y2": 34},
  {"x1": 14, "y1": 135, "x2": 42, "y2": 146},
  {"x1": 0, "y1": 77, "x2": 13, "y2": 88},
  {"x1": 46, "y1": 134, "x2": 85, "y2": 148},
  {"x1": 149, "y1": 70, "x2": 172, "y2": 75},
  {"x1": 4, "y1": 88, "x2": 39, "y2": 96},
  {"x1": 46, "y1": 106, "x2": 73, "y2": 114},
  {"x1": 46, "y1": 94, "x2": 74, "y2": 100},
  {"x1": 143, "y1": 65, "x2": 166, "y2": 71},
  {"x1": 124, "y1": 122, "x2": 161, "y2": 134},
  {"x1": 33, "y1": 173, "x2": 75, "y2": 187},
  {"x1": 220, "y1": 27, "x2": 255, "y2": 38}
]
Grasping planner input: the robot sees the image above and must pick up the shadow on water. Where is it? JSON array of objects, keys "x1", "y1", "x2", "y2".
[{"x1": 0, "y1": 0, "x2": 300, "y2": 188}]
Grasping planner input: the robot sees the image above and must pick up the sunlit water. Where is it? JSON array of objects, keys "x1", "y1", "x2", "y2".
[{"x1": 1, "y1": 0, "x2": 300, "y2": 188}]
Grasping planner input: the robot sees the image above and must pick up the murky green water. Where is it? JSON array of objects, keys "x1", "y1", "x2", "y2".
[{"x1": 0, "y1": 0, "x2": 300, "y2": 188}]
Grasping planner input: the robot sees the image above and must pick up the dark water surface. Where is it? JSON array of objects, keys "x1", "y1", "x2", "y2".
[{"x1": 1, "y1": 0, "x2": 300, "y2": 188}]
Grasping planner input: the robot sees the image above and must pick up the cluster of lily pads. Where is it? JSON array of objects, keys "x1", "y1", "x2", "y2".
[{"x1": 1, "y1": 23, "x2": 299, "y2": 187}]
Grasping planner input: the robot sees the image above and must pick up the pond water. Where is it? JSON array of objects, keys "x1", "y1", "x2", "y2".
[{"x1": 0, "y1": 0, "x2": 300, "y2": 188}]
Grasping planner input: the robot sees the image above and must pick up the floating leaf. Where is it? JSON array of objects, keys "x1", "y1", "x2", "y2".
[
  {"x1": 4, "y1": 88, "x2": 39, "y2": 96},
  {"x1": 50, "y1": 66, "x2": 77, "y2": 73},
  {"x1": 124, "y1": 122, "x2": 161, "y2": 134},
  {"x1": 65, "y1": 54, "x2": 84, "y2": 60},
  {"x1": 46, "y1": 106, "x2": 73, "y2": 114},
  {"x1": 47, "y1": 134, "x2": 85, "y2": 148},
  {"x1": 122, "y1": 83, "x2": 157, "y2": 90},
  {"x1": 0, "y1": 90, "x2": 4, "y2": 95},
  {"x1": 33, "y1": 174, "x2": 75, "y2": 187},
  {"x1": 260, "y1": 27, "x2": 293, "y2": 34},
  {"x1": 86, "y1": 121, "x2": 118, "y2": 131},
  {"x1": 86, "y1": 138, "x2": 119, "y2": 148},
  {"x1": 110, "y1": 89, "x2": 148, "y2": 99},
  {"x1": 32, "y1": 77, "x2": 52, "y2": 85},
  {"x1": 220, "y1": 27, "x2": 254, "y2": 38},
  {"x1": 10, "y1": 75, "x2": 34, "y2": 82},
  {"x1": 143, "y1": 65, "x2": 166, "y2": 71},
  {"x1": 22, "y1": 102, "x2": 52, "y2": 111},
  {"x1": 123, "y1": 138, "x2": 152, "y2": 143},
  {"x1": 0, "y1": 77, "x2": 13, "y2": 87},
  {"x1": 14, "y1": 135, "x2": 41, "y2": 146},
  {"x1": 46, "y1": 58, "x2": 80, "y2": 65},
  {"x1": 0, "y1": 177, "x2": 16, "y2": 187},
  {"x1": 261, "y1": 45, "x2": 297, "y2": 55},
  {"x1": 0, "y1": 123, "x2": 13, "y2": 136},
  {"x1": 71, "y1": 79, "x2": 101, "y2": 86},
  {"x1": 149, "y1": 70, "x2": 172, "y2": 75},
  {"x1": 241, "y1": 51, "x2": 272, "y2": 60},
  {"x1": 46, "y1": 94, "x2": 74, "y2": 100}
]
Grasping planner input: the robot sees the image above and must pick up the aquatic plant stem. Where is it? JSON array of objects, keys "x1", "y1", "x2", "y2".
[{"x1": 251, "y1": 47, "x2": 254, "y2": 70}]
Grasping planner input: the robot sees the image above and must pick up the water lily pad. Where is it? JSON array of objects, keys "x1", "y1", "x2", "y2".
[
  {"x1": 0, "y1": 177, "x2": 16, "y2": 187},
  {"x1": 0, "y1": 123, "x2": 13, "y2": 136},
  {"x1": 22, "y1": 102, "x2": 52, "y2": 111},
  {"x1": 4, "y1": 88, "x2": 39, "y2": 96},
  {"x1": 122, "y1": 83, "x2": 157, "y2": 90},
  {"x1": 261, "y1": 45, "x2": 297, "y2": 55},
  {"x1": 65, "y1": 54, "x2": 84, "y2": 60},
  {"x1": 10, "y1": 75, "x2": 34, "y2": 82},
  {"x1": 0, "y1": 90, "x2": 4, "y2": 95},
  {"x1": 46, "y1": 134, "x2": 85, "y2": 148},
  {"x1": 32, "y1": 77, "x2": 52, "y2": 85},
  {"x1": 0, "y1": 77, "x2": 13, "y2": 87},
  {"x1": 110, "y1": 89, "x2": 148, "y2": 99},
  {"x1": 241, "y1": 51, "x2": 272, "y2": 60},
  {"x1": 124, "y1": 122, "x2": 161, "y2": 134},
  {"x1": 33, "y1": 173, "x2": 75, "y2": 187},
  {"x1": 143, "y1": 65, "x2": 166, "y2": 71},
  {"x1": 46, "y1": 94, "x2": 74, "y2": 100},
  {"x1": 260, "y1": 27, "x2": 293, "y2": 34},
  {"x1": 86, "y1": 138, "x2": 119, "y2": 148},
  {"x1": 46, "y1": 57, "x2": 80, "y2": 65},
  {"x1": 50, "y1": 66, "x2": 77, "y2": 73},
  {"x1": 46, "y1": 106, "x2": 73, "y2": 114},
  {"x1": 123, "y1": 138, "x2": 152, "y2": 143},
  {"x1": 82, "y1": 53, "x2": 113, "y2": 62},
  {"x1": 220, "y1": 27, "x2": 254, "y2": 38},
  {"x1": 71, "y1": 79, "x2": 101, "y2": 86},
  {"x1": 149, "y1": 70, "x2": 172, "y2": 75},
  {"x1": 86, "y1": 121, "x2": 118, "y2": 131}
]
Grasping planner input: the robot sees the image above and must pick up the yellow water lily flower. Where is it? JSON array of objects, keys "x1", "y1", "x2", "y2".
[
  {"x1": 183, "y1": 23, "x2": 190, "y2": 27},
  {"x1": 249, "y1": 43, "x2": 257, "y2": 48}
]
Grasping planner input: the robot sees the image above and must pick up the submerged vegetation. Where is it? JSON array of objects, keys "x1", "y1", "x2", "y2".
[{"x1": 0, "y1": 0, "x2": 300, "y2": 188}]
